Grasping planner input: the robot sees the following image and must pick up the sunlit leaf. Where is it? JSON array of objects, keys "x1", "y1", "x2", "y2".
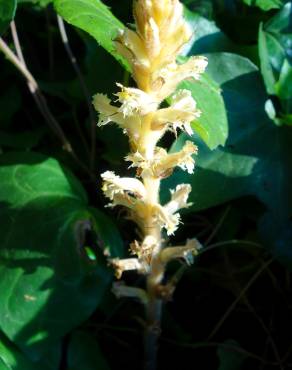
[
  {"x1": 54, "y1": 0, "x2": 129, "y2": 69},
  {"x1": 0, "y1": 152, "x2": 123, "y2": 360}
]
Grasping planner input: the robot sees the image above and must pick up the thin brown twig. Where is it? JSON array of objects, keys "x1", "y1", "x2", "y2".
[
  {"x1": 167, "y1": 239, "x2": 263, "y2": 293},
  {"x1": 207, "y1": 258, "x2": 274, "y2": 340},
  {"x1": 0, "y1": 36, "x2": 37, "y2": 91},
  {"x1": 247, "y1": 304, "x2": 283, "y2": 370},
  {"x1": 1, "y1": 29, "x2": 94, "y2": 179},
  {"x1": 205, "y1": 205, "x2": 231, "y2": 245},
  {"x1": 57, "y1": 15, "x2": 96, "y2": 172},
  {"x1": 162, "y1": 338, "x2": 283, "y2": 367},
  {"x1": 201, "y1": 239, "x2": 263, "y2": 254},
  {"x1": 6, "y1": 24, "x2": 69, "y2": 146},
  {"x1": 222, "y1": 249, "x2": 283, "y2": 370}
]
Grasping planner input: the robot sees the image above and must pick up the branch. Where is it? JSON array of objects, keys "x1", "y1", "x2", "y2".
[
  {"x1": 57, "y1": 15, "x2": 96, "y2": 171},
  {"x1": 0, "y1": 27, "x2": 94, "y2": 179}
]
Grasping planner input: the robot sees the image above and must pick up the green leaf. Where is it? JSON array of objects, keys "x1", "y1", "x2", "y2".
[
  {"x1": 242, "y1": 0, "x2": 282, "y2": 11},
  {"x1": 184, "y1": 8, "x2": 235, "y2": 55},
  {"x1": 177, "y1": 69, "x2": 228, "y2": 149},
  {"x1": 259, "y1": 3, "x2": 292, "y2": 121},
  {"x1": 0, "y1": 332, "x2": 61, "y2": 370},
  {"x1": 163, "y1": 52, "x2": 292, "y2": 220},
  {"x1": 0, "y1": 332, "x2": 38, "y2": 370},
  {"x1": 184, "y1": 8, "x2": 260, "y2": 66},
  {"x1": 67, "y1": 331, "x2": 110, "y2": 370},
  {"x1": 0, "y1": 152, "x2": 123, "y2": 360},
  {"x1": 54, "y1": 0, "x2": 129, "y2": 69},
  {"x1": 217, "y1": 340, "x2": 247, "y2": 370},
  {"x1": 0, "y1": 0, "x2": 17, "y2": 35}
]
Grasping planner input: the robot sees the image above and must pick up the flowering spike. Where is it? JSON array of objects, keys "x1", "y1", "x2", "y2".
[{"x1": 93, "y1": 0, "x2": 207, "y2": 361}]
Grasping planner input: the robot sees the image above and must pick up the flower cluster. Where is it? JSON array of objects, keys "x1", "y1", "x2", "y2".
[{"x1": 93, "y1": 0, "x2": 206, "y2": 292}]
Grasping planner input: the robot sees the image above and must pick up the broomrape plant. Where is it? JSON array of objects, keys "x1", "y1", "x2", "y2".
[{"x1": 93, "y1": 0, "x2": 207, "y2": 368}]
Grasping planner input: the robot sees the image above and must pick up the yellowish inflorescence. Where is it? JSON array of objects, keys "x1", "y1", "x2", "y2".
[{"x1": 93, "y1": 0, "x2": 206, "y2": 296}]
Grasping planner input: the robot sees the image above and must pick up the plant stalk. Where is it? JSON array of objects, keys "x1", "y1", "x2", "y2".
[{"x1": 142, "y1": 172, "x2": 164, "y2": 370}]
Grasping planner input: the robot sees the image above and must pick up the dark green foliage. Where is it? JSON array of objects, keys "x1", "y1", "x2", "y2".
[
  {"x1": 259, "y1": 2, "x2": 292, "y2": 125},
  {"x1": 0, "y1": 0, "x2": 16, "y2": 34}
]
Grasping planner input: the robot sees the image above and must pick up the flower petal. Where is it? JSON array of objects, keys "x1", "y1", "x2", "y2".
[
  {"x1": 115, "y1": 83, "x2": 158, "y2": 116},
  {"x1": 164, "y1": 184, "x2": 192, "y2": 214},
  {"x1": 101, "y1": 171, "x2": 146, "y2": 200}
]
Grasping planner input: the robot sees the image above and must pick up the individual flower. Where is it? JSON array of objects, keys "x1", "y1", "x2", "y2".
[
  {"x1": 164, "y1": 184, "x2": 192, "y2": 215},
  {"x1": 152, "y1": 89, "x2": 201, "y2": 135},
  {"x1": 160, "y1": 238, "x2": 201, "y2": 265},
  {"x1": 130, "y1": 235, "x2": 158, "y2": 261},
  {"x1": 155, "y1": 140, "x2": 197, "y2": 175},
  {"x1": 153, "y1": 204, "x2": 181, "y2": 235},
  {"x1": 101, "y1": 171, "x2": 146, "y2": 200},
  {"x1": 92, "y1": 93, "x2": 125, "y2": 127},
  {"x1": 151, "y1": 56, "x2": 208, "y2": 101},
  {"x1": 126, "y1": 140, "x2": 197, "y2": 179},
  {"x1": 111, "y1": 257, "x2": 145, "y2": 278},
  {"x1": 115, "y1": 83, "x2": 158, "y2": 116}
]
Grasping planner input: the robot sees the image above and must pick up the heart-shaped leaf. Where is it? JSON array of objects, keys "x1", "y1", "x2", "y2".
[
  {"x1": 0, "y1": 152, "x2": 123, "y2": 360},
  {"x1": 0, "y1": 331, "x2": 38, "y2": 370},
  {"x1": 163, "y1": 52, "x2": 292, "y2": 222},
  {"x1": 259, "y1": 2, "x2": 292, "y2": 124},
  {"x1": 177, "y1": 69, "x2": 228, "y2": 149}
]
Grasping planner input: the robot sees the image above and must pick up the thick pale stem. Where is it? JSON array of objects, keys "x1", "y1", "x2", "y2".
[{"x1": 141, "y1": 152, "x2": 164, "y2": 370}]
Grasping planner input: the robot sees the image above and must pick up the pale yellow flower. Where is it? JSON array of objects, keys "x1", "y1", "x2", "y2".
[
  {"x1": 95, "y1": 0, "x2": 208, "y2": 265},
  {"x1": 160, "y1": 238, "x2": 201, "y2": 265},
  {"x1": 151, "y1": 56, "x2": 208, "y2": 101},
  {"x1": 101, "y1": 171, "x2": 146, "y2": 200},
  {"x1": 164, "y1": 184, "x2": 192, "y2": 215},
  {"x1": 111, "y1": 257, "x2": 145, "y2": 278},
  {"x1": 126, "y1": 140, "x2": 197, "y2": 178},
  {"x1": 115, "y1": 83, "x2": 158, "y2": 116},
  {"x1": 153, "y1": 204, "x2": 181, "y2": 235},
  {"x1": 153, "y1": 89, "x2": 201, "y2": 135},
  {"x1": 153, "y1": 141, "x2": 198, "y2": 176}
]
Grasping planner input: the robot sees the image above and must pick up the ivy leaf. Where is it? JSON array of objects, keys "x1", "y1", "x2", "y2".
[
  {"x1": 183, "y1": 7, "x2": 259, "y2": 66},
  {"x1": 0, "y1": 0, "x2": 17, "y2": 34},
  {"x1": 259, "y1": 2, "x2": 292, "y2": 124},
  {"x1": 183, "y1": 7, "x2": 234, "y2": 55},
  {"x1": 0, "y1": 152, "x2": 123, "y2": 360},
  {"x1": 0, "y1": 331, "x2": 61, "y2": 370},
  {"x1": 177, "y1": 68, "x2": 228, "y2": 149},
  {"x1": 0, "y1": 331, "x2": 38, "y2": 370},
  {"x1": 163, "y1": 52, "x2": 292, "y2": 222},
  {"x1": 54, "y1": 0, "x2": 129, "y2": 70}
]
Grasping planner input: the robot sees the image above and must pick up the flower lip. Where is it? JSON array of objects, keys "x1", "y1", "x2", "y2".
[
  {"x1": 101, "y1": 171, "x2": 147, "y2": 200},
  {"x1": 115, "y1": 83, "x2": 158, "y2": 116}
]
